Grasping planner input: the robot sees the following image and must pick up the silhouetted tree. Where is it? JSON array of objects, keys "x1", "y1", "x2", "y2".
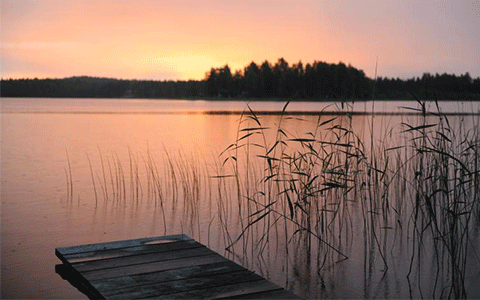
[
  {"x1": 2, "y1": 60, "x2": 478, "y2": 100},
  {"x1": 260, "y1": 61, "x2": 275, "y2": 97},
  {"x1": 243, "y1": 62, "x2": 263, "y2": 97}
]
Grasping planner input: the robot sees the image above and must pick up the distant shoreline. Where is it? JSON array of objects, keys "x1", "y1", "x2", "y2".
[
  {"x1": 2, "y1": 96, "x2": 479, "y2": 102},
  {"x1": 2, "y1": 109, "x2": 479, "y2": 116},
  {"x1": 2, "y1": 66, "x2": 480, "y2": 101}
]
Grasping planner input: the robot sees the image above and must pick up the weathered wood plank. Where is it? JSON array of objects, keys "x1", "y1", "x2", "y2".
[
  {"x1": 147, "y1": 280, "x2": 283, "y2": 299},
  {"x1": 90, "y1": 261, "x2": 247, "y2": 293},
  {"x1": 55, "y1": 264, "x2": 104, "y2": 299},
  {"x1": 222, "y1": 288, "x2": 303, "y2": 299},
  {"x1": 101, "y1": 270, "x2": 262, "y2": 298},
  {"x1": 56, "y1": 234, "x2": 193, "y2": 256},
  {"x1": 61, "y1": 240, "x2": 204, "y2": 264},
  {"x1": 73, "y1": 246, "x2": 213, "y2": 272},
  {"x1": 56, "y1": 234, "x2": 303, "y2": 299},
  {"x1": 82, "y1": 254, "x2": 228, "y2": 281}
]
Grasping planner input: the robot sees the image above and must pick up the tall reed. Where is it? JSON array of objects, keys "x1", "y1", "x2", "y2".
[
  {"x1": 68, "y1": 99, "x2": 479, "y2": 298},
  {"x1": 216, "y1": 99, "x2": 479, "y2": 298}
]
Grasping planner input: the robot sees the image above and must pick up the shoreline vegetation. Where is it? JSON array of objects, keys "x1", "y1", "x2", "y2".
[
  {"x1": 67, "y1": 99, "x2": 480, "y2": 298},
  {"x1": 2, "y1": 58, "x2": 480, "y2": 100}
]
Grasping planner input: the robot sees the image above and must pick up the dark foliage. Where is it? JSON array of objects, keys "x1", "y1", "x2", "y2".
[
  {"x1": 0, "y1": 76, "x2": 205, "y2": 99},
  {"x1": 1, "y1": 59, "x2": 479, "y2": 100},
  {"x1": 374, "y1": 72, "x2": 480, "y2": 100},
  {"x1": 205, "y1": 58, "x2": 371, "y2": 99}
]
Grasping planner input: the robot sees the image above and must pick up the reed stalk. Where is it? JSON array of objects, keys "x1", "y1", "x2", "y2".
[{"x1": 70, "y1": 99, "x2": 479, "y2": 299}]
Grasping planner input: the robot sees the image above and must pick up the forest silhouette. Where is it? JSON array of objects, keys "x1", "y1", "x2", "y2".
[{"x1": 2, "y1": 58, "x2": 479, "y2": 100}]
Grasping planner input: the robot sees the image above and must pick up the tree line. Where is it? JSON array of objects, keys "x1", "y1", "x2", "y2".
[
  {"x1": 374, "y1": 72, "x2": 480, "y2": 100},
  {"x1": 205, "y1": 59, "x2": 371, "y2": 99},
  {"x1": 0, "y1": 76, "x2": 204, "y2": 99},
  {"x1": 1, "y1": 58, "x2": 479, "y2": 100}
]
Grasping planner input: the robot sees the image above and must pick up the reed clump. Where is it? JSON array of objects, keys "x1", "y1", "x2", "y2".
[
  {"x1": 217, "y1": 100, "x2": 480, "y2": 299},
  {"x1": 70, "y1": 99, "x2": 479, "y2": 299},
  {"x1": 78, "y1": 148, "x2": 217, "y2": 238},
  {"x1": 400, "y1": 101, "x2": 480, "y2": 298}
]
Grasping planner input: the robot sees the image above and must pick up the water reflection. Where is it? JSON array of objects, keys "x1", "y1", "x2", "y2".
[
  {"x1": 1, "y1": 98, "x2": 479, "y2": 299},
  {"x1": 2, "y1": 97, "x2": 480, "y2": 115}
]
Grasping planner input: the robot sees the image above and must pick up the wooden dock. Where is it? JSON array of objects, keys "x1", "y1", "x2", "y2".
[{"x1": 55, "y1": 234, "x2": 302, "y2": 299}]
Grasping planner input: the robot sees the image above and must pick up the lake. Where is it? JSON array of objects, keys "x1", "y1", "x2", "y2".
[{"x1": 1, "y1": 98, "x2": 480, "y2": 299}]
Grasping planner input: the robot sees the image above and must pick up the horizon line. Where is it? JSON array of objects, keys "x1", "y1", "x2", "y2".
[{"x1": 3, "y1": 70, "x2": 480, "y2": 82}]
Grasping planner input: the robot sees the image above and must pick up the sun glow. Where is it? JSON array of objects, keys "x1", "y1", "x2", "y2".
[
  {"x1": 1, "y1": 0, "x2": 478, "y2": 80},
  {"x1": 138, "y1": 54, "x2": 218, "y2": 80}
]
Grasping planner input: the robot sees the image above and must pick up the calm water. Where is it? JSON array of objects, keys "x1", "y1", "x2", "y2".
[{"x1": 1, "y1": 98, "x2": 480, "y2": 299}]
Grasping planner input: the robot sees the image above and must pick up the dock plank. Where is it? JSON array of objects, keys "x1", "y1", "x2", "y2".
[
  {"x1": 73, "y1": 246, "x2": 212, "y2": 272},
  {"x1": 90, "y1": 261, "x2": 246, "y2": 292},
  {"x1": 101, "y1": 270, "x2": 262, "y2": 298},
  {"x1": 223, "y1": 289, "x2": 303, "y2": 299},
  {"x1": 150, "y1": 280, "x2": 283, "y2": 299},
  {"x1": 56, "y1": 234, "x2": 192, "y2": 256},
  {"x1": 61, "y1": 240, "x2": 204, "y2": 264},
  {"x1": 82, "y1": 254, "x2": 228, "y2": 281},
  {"x1": 55, "y1": 234, "x2": 302, "y2": 299}
]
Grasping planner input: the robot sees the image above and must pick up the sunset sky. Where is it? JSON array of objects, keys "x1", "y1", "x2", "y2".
[{"x1": 1, "y1": 0, "x2": 479, "y2": 81}]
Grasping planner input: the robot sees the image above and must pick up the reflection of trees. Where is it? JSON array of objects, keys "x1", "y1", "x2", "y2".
[{"x1": 2, "y1": 60, "x2": 479, "y2": 100}]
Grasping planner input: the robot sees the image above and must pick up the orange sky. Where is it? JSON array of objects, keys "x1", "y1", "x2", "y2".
[{"x1": 1, "y1": 0, "x2": 479, "y2": 80}]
